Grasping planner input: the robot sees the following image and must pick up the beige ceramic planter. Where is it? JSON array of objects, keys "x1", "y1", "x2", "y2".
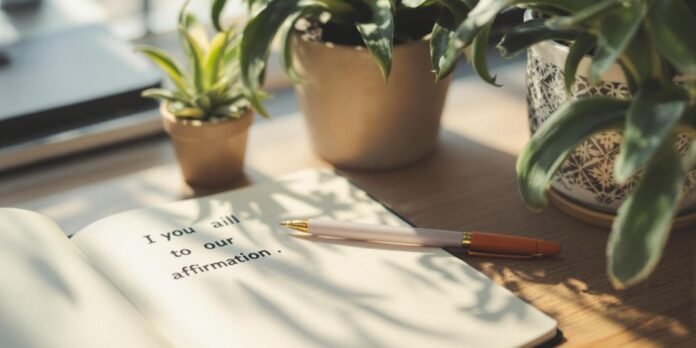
[
  {"x1": 161, "y1": 104, "x2": 253, "y2": 188},
  {"x1": 292, "y1": 35, "x2": 453, "y2": 169}
]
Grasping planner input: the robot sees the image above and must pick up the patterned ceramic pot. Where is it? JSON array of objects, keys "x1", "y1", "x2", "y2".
[{"x1": 524, "y1": 12, "x2": 696, "y2": 226}]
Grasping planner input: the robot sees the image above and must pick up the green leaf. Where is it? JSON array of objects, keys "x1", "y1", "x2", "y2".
[
  {"x1": 684, "y1": 106, "x2": 696, "y2": 132},
  {"x1": 216, "y1": 94, "x2": 246, "y2": 109},
  {"x1": 608, "y1": 137, "x2": 688, "y2": 289},
  {"x1": 563, "y1": 34, "x2": 595, "y2": 91},
  {"x1": 437, "y1": 0, "x2": 473, "y2": 21},
  {"x1": 211, "y1": 0, "x2": 228, "y2": 32},
  {"x1": 646, "y1": 0, "x2": 696, "y2": 74},
  {"x1": 314, "y1": 0, "x2": 357, "y2": 18},
  {"x1": 589, "y1": 2, "x2": 645, "y2": 84},
  {"x1": 278, "y1": 9, "x2": 316, "y2": 83},
  {"x1": 515, "y1": 0, "x2": 597, "y2": 13},
  {"x1": 545, "y1": 0, "x2": 621, "y2": 30},
  {"x1": 616, "y1": 29, "x2": 659, "y2": 90},
  {"x1": 471, "y1": 20, "x2": 499, "y2": 86},
  {"x1": 440, "y1": 0, "x2": 596, "y2": 79},
  {"x1": 430, "y1": 0, "x2": 471, "y2": 81},
  {"x1": 445, "y1": 0, "x2": 541, "y2": 77},
  {"x1": 187, "y1": 18, "x2": 210, "y2": 52},
  {"x1": 204, "y1": 30, "x2": 231, "y2": 88},
  {"x1": 683, "y1": 137, "x2": 696, "y2": 172},
  {"x1": 141, "y1": 88, "x2": 179, "y2": 102},
  {"x1": 172, "y1": 107, "x2": 206, "y2": 118},
  {"x1": 453, "y1": 0, "x2": 512, "y2": 46},
  {"x1": 240, "y1": 0, "x2": 302, "y2": 117},
  {"x1": 516, "y1": 97, "x2": 630, "y2": 210},
  {"x1": 615, "y1": 83, "x2": 689, "y2": 182},
  {"x1": 180, "y1": 26, "x2": 206, "y2": 92},
  {"x1": 355, "y1": 0, "x2": 395, "y2": 80},
  {"x1": 278, "y1": 24, "x2": 299, "y2": 83},
  {"x1": 451, "y1": 0, "x2": 593, "y2": 47},
  {"x1": 401, "y1": 0, "x2": 429, "y2": 7},
  {"x1": 212, "y1": 103, "x2": 245, "y2": 118},
  {"x1": 496, "y1": 19, "x2": 580, "y2": 58},
  {"x1": 431, "y1": 23, "x2": 459, "y2": 81},
  {"x1": 179, "y1": 3, "x2": 209, "y2": 53},
  {"x1": 178, "y1": 0, "x2": 191, "y2": 26},
  {"x1": 459, "y1": 0, "x2": 476, "y2": 9},
  {"x1": 194, "y1": 94, "x2": 212, "y2": 111},
  {"x1": 135, "y1": 46, "x2": 190, "y2": 95},
  {"x1": 223, "y1": 34, "x2": 242, "y2": 66}
]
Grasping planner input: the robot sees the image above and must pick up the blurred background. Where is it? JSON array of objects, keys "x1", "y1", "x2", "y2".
[
  {"x1": 0, "y1": 0, "x2": 256, "y2": 172},
  {"x1": 0, "y1": 0, "x2": 244, "y2": 43},
  {"x1": 0, "y1": 0, "x2": 521, "y2": 172}
]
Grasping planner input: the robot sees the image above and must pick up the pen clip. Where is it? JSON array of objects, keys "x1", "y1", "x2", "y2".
[{"x1": 466, "y1": 251, "x2": 544, "y2": 259}]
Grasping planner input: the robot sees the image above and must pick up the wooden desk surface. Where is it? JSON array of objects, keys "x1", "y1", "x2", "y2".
[{"x1": 0, "y1": 63, "x2": 693, "y2": 347}]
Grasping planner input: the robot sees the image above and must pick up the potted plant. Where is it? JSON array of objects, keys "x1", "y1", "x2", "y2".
[
  {"x1": 441, "y1": 0, "x2": 696, "y2": 288},
  {"x1": 211, "y1": 0, "x2": 492, "y2": 169},
  {"x1": 137, "y1": 4, "x2": 258, "y2": 189}
]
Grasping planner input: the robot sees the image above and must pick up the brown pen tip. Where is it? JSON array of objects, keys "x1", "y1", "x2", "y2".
[{"x1": 538, "y1": 239, "x2": 561, "y2": 256}]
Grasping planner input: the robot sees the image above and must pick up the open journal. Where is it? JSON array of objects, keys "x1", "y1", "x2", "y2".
[{"x1": 0, "y1": 169, "x2": 557, "y2": 348}]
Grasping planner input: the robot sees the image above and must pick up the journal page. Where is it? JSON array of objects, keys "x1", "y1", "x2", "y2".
[
  {"x1": 0, "y1": 208, "x2": 169, "y2": 348},
  {"x1": 73, "y1": 170, "x2": 557, "y2": 348}
]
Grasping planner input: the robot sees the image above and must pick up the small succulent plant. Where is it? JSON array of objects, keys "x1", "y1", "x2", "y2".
[{"x1": 137, "y1": 2, "x2": 255, "y2": 121}]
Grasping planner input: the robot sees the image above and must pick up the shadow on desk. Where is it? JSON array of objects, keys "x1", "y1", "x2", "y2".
[{"x1": 340, "y1": 129, "x2": 695, "y2": 346}]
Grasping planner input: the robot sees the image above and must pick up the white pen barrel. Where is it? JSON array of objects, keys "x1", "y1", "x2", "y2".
[{"x1": 309, "y1": 219, "x2": 462, "y2": 247}]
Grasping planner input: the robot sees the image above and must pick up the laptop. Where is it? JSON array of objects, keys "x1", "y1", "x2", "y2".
[{"x1": 0, "y1": 24, "x2": 162, "y2": 171}]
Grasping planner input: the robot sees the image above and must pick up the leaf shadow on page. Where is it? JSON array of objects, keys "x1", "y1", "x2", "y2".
[
  {"x1": 120, "y1": 170, "x2": 469, "y2": 346},
  {"x1": 0, "y1": 213, "x2": 76, "y2": 302},
  {"x1": 0, "y1": 211, "x2": 77, "y2": 347},
  {"x1": 291, "y1": 234, "x2": 449, "y2": 294},
  {"x1": 233, "y1": 273, "x2": 453, "y2": 348},
  {"x1": 210, "y1": 172, "x2": 457, "y2": 344},
  {"x1": 147, "y1": 169, "x2": 402, "y2": 259}
]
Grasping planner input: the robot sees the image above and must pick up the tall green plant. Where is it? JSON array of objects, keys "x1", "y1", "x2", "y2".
[
  {"x1": 136, "y1": 2, "x2": 255, "y2": 121},
  {"x1": 212, "y1": 0, "x2": 488, "y2": 116},
  {"x1": 448, "y1": 0, "x2": 696, "y2": 288}
]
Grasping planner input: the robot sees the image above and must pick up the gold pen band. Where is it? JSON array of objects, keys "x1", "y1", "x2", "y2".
[{"x1": 461, "y1": 232, "x2": 472, "y2": 248}]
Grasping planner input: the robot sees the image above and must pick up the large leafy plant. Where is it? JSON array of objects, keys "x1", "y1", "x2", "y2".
[
  {"x1": 445, "y1": 0, "x2": 696, "y2": 289},
  {"x1": 212, "y1": 0, "x2": 496, "y2": 116},
  {"x1": 137, "y1": 3, "x2": 252, "y2": 121}
]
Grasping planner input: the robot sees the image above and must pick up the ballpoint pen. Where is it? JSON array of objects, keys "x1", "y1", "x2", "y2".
[{"x1": 280, "y1": 219, "x2": 561, "y2": 258}]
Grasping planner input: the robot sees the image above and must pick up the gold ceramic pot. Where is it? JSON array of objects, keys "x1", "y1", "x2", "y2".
[
  {"x1": 161, "y1": 104, "x2": 253, "y2": 188},
  {"x1": 292, "y1": 35, "x2": 453, "y2": 169}
]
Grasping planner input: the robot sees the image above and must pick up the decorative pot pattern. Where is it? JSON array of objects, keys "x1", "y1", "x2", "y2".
[{"x1": 526, "y1": 42, "x2": 696, "y2": 214}]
